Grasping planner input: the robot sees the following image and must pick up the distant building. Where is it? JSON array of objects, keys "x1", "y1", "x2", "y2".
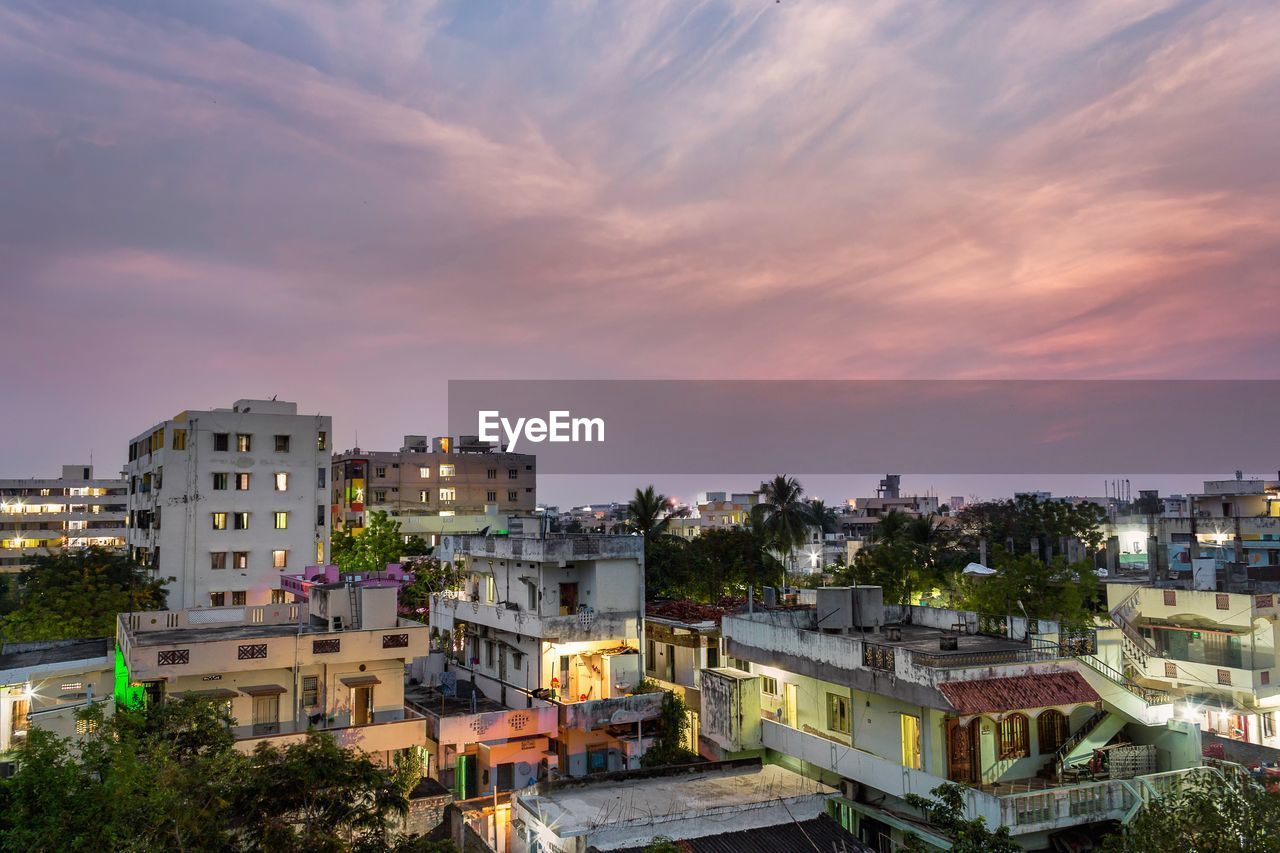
[
  {"x1": 331, "y1": 435, "x2": 535, "y2": 543},
  {"x1": 124, "y1": 399, "x2": 332, "y2": 608},
  {"x1": 0, "y1": 638, "x2": 114, "y2": 768},
  {"x1": 115, "y1": 582, "x2": 428, "y2": 762},
  {"x1": 0, "y1": 465, "x2": 127, "y2": 572}
]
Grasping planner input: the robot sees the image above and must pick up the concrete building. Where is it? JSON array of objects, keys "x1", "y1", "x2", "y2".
[
  {"x1": 0, "y1": 465, "x2": 127, "y2": 572},
  {"x1": 124, "y1": 399, "x2": 332, "y2": 608},
  {"x1": 331, "y1": 435, "x2": 535, "y2": 543},
  {"x1": 115, "y1": 581, "x2": 428, "y2": 763},
  {"x1": 510, "y1": 759, "x2": 856, "y2": 853},
  {"x1": 429, "y1": 533, "x2": 663, "y2": 779},
  {"x1": 711, "y1": 586, "x2": 1206, "y2": 850},
  {"x1": 0, "y1": 638, "x2": 114, "y2": 767},
  {"x1": 1105, "y1": 582, "x2": 1279, "y2": 749}
]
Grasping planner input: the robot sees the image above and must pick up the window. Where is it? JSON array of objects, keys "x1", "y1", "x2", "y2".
[
  {"x1": 487, "y1": 469, "x2": 497, "y2": 479},
  {"x1": 486, "y1": 640, "x2": 495, "y2": 667},
  {"x1": 274, "y1": 511, "x2": 288, "y2": 529},
  {"x1": 210, "y1": 552, "x2": 227, "y2": 570},
  {"x1": 270, "y1": 589, "x2": 286, "y2": 604},
  {"x1": 999, "y1": 713, "x2": 1030, "y2": 759},
  {"x1": 485, "y1": 575, "x2": 496, "y2": 603},
  {"x1": 508, "y1": 468, "x2": 518, "y2": 479},
  {"x1": 212, "y1": 472, "x2": 228, "y2": 490},
  {"x1": 233, "y1": 552, "x2": 248, "y2": 569},
  {"x1": 302, "y1": 675, "x2": 319, "y2": 707},
  {"x1": 210, "y1": 592, "x2": 226, "y2": 607},
  {"x1": 1216, "y1": 594, "x2": 1230, "y2": 610},
  {"x1": 420, "y1": 490, "x2": 430, "y2": 503},
  {"x1": 419, "y1": 466, "x2": 430, "y2": 478},
  {"x1": 1037, "y1": 710, "x2": 1069, "y2": 754},
  {"x1": 318, "y1": 467, "x2": 326, "y2": 487},
  {"x1": 232, "y1": 591, "x2": 246, "y2": 606},
  {"x1": 507, "y1": 490, "x2": 518, "y2": 501},
  {"x1": 212, "y1": 512, "x2": 227, "y2": 530},
  {"x1": 272, "y1": 549, "x2": 288, "y2": 569},
  {"x1": 316, "y1": 504, "x2": 326, "y2": 527},
  {"x1": 440, "y1": 464, "x2": 455, "y2": 478},
  {"x1": 172, "y1": 428, "x2": 187, "y2": 450},
  {"x1": 317, "y1": 431, "x2": 327, "y2": 451},
  {"x1": 761, "y1": 676, "x2": 779, "y2": 696},
  {"x1": 233, "y1": 512, "x2": 249, "y2": 530},
  {"x1": 274, "y1": 434, "x2": 290, "y2": 452},
  {"x1": 1218, "y1": 669, "x2": 1232, "y2": 685},
  {"x1": 1164, "y1": 590, "x2": 1177, "y2": 606},
  {"x1": 214, "y1": 433, "x2": 229, "y2": 452},
  {"x1": 1264, "y1": 712, "x2": 1276, "y2": 739},
  {"x1": 646, "y1": 639, "x2": 656, "y2": 670},
  {"x1": 440, "y1": 488, "x2": 456, "y2": 502},
  {"x1": 235, "y1": 473, "x2": 251, "y2": 490},
  {"x1": 274, "y1": 472, "x2": 289, "y2": 491},
  {"x1": 827, "y1": 693, "x2": 851, "y2": 735},
  {"x1": 707, "y1": 644, "x2": 720, "y2": 669},
  {"x1": 236, "y1": 434, "x2": 251, "y2": 452},
  {"x1": 487, "y1": 491, "x2": 497, "y2": 502},
  {"x1": 373, "y1": 489, "x2": 386, "y2": 503}
]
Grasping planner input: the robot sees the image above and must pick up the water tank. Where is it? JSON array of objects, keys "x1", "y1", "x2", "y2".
[{"x1": 817, "y1": 586, "x2": 883, "y2": 632}]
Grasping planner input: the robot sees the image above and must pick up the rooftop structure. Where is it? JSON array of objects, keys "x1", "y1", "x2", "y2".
[{"x1": 0, "y1": 637, "x2": 114, "y2": 759}]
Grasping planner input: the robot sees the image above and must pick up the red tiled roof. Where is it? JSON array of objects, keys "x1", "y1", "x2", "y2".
[
  {"x1": 938, "y1": 672, "x2": 1099, "y2": 715},
  {"x1": 645, "y1": 598, "x2": 743, "y2": 626}
]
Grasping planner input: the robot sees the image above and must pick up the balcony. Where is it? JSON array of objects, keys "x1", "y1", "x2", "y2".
[
  {"x1": 433, "y1": 594, "x2": 639, "y2": 643},
  {"x1": 556, "y1": 691, "x2": 665, "y2": 731},
  {"x1": 230, "y1": 706, "x2": 426, "y2": 753},
  {"x1": 441, "y1": 533, "x2": 643, "y2": 564}
]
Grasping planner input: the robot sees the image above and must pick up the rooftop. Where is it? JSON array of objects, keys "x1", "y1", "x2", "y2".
[
  {"x1": 404, "y1": 684, "x2": 509, "y2": 717},
  {"x1": 0, "y1": 638, "x2": 111, "y2": 674},
  {"x1": 603, "y1": 813, "x2": 868, "y2": 853}
]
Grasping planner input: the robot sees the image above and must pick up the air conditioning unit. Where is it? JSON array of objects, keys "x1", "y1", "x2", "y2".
[
  {"x1": 332, "y1": 616, "x2": 344, "y2": 631},
  {"x1": 839, "y1": 779, "x2": 860, "y2": 801}
]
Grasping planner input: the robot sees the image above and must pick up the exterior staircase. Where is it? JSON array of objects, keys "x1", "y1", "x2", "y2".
[
  {"x1": 1054, "y1": 710, "x2": 1126, "y2": 776},
  {"x1": 1109, "y1": 588, "x2": 1161, "y2": 673}
]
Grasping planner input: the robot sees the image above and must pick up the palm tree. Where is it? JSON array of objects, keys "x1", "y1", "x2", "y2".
[
  {"x1": 627, "y1": 485, "x2": 672, "y2": 541},
  {"x1": 755, "y1": 475, "x2": 812, "y2": 579},
  {"x1": 807, "y1": 499, "x2": 839, "y2": 535},
  {"x1": 870, "y1": 508, "x2": 911, "y2": 545}
]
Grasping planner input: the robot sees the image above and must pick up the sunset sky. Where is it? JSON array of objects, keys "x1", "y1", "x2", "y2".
[{"x1": 2, "y1": 1, "x2": 1278, "y2": 504}]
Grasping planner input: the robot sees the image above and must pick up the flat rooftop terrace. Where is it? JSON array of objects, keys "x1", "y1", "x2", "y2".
[
  {"x1": 519, "y1": 763, "x2": 831, "y2": 835},
  {"x1": 404, "y1": 685, "x2": 508, "y2": 716}
]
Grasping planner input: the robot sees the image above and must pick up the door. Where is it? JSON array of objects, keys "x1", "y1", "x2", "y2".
[
  {"x1": 783, "y1": 683, "x2": 798, "y2": 728},
  {"x1": 946, "y1": 718, "x2": 978, "y2": 784},
  {"x1": 353, "y1": 686, "x2": 373, "y2": 725},
  {"x1": 252, "y1": 695, "x2": 280, "y2": 735},
  {"x1": 901, "y1": 714, "x2": 922, "y2": 770},
  {"x1": 587, "y1": 746, "x2": 609, "y2": 774},
  {"x1": 558, "y1": 582, "x2": 578, "y2": 615},
  {"x1": 10, "y1": 699, "x2": 29, "y2": 738},
  {"x1": 496, "y1": 762, "x2": 514, "y2": 791}
]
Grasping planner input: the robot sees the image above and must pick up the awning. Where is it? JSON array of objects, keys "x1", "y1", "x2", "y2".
[
  {"x1": 240, "y1": 684, "x2": 288, "y2": 697},
  {"x1": 340, "y1": 675, "x2": 382, "y2": 688},
  {"x1": 172, "y1": 688, "x2": 238, "y2": 700},
  {"x1": 940, "y1": 672, "x2": 1099, "y2": 715}
]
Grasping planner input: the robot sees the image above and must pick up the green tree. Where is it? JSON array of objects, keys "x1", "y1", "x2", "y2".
[
  {"x1": 336, "y1": 510, "x2": 407, "y2": 575},
  {"x1": 807, "y1": 499, "x2": 839, "y2": 534},
  {"x1": 638, "y1": 690, "x2": 698, "y2": 767},
  {"x1": 957, "y1": 550, "x2": 1099, "y2": 627},
  {"x1": 754, "y1": 475, "x2": 811, "y2": 582},
  {"x1": 958, "y1": 496, "x2": 1106, "y2": 562},
  {"x1": 1103, "y1": 767, "x2": 1280, "y2": 852},
  {"x1": 331, "y1": 527, "x2": 358, "y2": 567},
  {"x1": 627, "y1": 486, "x2": 675, "y2": 540},
  {"x1": 0, "y1": 547, "x2": 168, "y2": 643},
  {"x1": 903, "y1": 783, "x2": 1019, "y2": 853},
  {"x1": 398, "y1": 555, "x2": 465, "y2": 615},
  {"x1": 402, "y1": 536, "x2": 432, "y2": 557}
]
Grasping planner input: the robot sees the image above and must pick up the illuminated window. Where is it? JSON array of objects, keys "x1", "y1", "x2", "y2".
[
  {"x1": 271, "y1": 589, "x2": 287, "y2": 604},
  {"x1": 999, "y1": 714, "x2": 1030, "y2": 759},
  {"x1": 274, "y1": 511, "x2": 288, "y2": 529},
  {"x1": 233, "y1": 552, "x2": 248, "y2": 569},
  {"x1": 231, "y1": 591, "x2": 246, "y2": 606},
  {"x1": 172, "y1": 429, "x2": 187, "y2": 450},
  {"x1": 317, "y1": 431, "x2": 327, "y2": 451},
  {"x1": 419, "y1": 490, "x2": 430, "y2": 503},
  {"x1": 761, "y1": 676, "x2": 779, "y2": 696},
  {"x1": 211, "y1": 552, "x2": 227, "y2": 570},
  {"x1": 236, "y1": 434, "x2": 252, "y2": 452},
  {"x1": 275, "y1": 472, "x2": 288, "y2": 491},
  {"x1": 375, "y1": 466, "x2": 386, "y2": 478},
  {"x1": 233, "y1": 512, "x2": 249, "y2": 530},
  {"x1": 439, "y1": 488, "x2": 456, "y2": 502},
  {"x1": 827, "y1": 693, "x2": 851, "y2": 735},
  {"x1": 75, "y1": 718, "x2": 98, "y2": 735},
  {"x1": 272, "y1": 549, "x2": 288, "y2": 568},
  {"x1": 212, "y1": 513, "x2": 227, "y2": 530},
  {"x1": 439, "y1": 464, "x2": 455, "y2": 478},
  {"x1": 419, "y1": 466, "x2": 430, "y2": 478},
  {"x1": 61, "y1": 682, "x2": 83, "y2": 692},
  {"x1": 274, "y1": 434, "x2": 290, "y2": 452},
  {"x1": 212, "y1": 472, "x2": 228, "y2": 490},
  {"x1": 485, "y1": 576, "x2": 496, "y2": 603},
  {"x1": 235, "y1": 473, "x2": 251, "y2": 491}
]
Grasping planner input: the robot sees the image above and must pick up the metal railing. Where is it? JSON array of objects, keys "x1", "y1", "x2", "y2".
[{"x1": 1076, "y1": 653, "x2": 1173, "y2": 705}]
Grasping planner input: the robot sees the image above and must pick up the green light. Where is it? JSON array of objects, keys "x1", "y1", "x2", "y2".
[{"x1": 113, "y1": 647, "x2": 145, "y2": 710}]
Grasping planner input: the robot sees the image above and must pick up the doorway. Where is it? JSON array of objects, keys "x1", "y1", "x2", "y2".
[
  {"x1": 252, "y1": 695, "x2": 280, "y2": 735},
  {"x1": 587, "y1": 746, "x2": 609, "y2": 774},
  {"x1": 946, "y1": 718, "x2": 978, "y2": 784},
  {"x1": 558, "y1": 582, "x2": 578, "y2": 615},
  {"x1": 901, "y1": 714, "x2": 922, "y2": 770},
  {"x1": 353, "y1": 686, "x2": 373, "y2": 725},
  {"x1": 783, "y1": 683, "x2": 798, "y2": 728}
]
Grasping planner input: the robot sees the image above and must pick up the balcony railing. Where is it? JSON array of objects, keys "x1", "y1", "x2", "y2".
[{"x1": 231, "y1": 706, "x2": 423, "y2": 741}]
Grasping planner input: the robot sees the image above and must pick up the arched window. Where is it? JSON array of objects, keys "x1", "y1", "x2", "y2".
[
  {"x1": 998, "y1": 713, "x2": 1030, "y2": 760},
  {"x1": 1038, "y1": 709, "x2": 1069, "y2": 754}
]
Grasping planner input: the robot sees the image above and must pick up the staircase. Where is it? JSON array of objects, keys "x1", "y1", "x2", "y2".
[
  {"x1": 1054, "y1": 710, "x2": 1125, "y2": 777},
  {"x1": 1109, "y1": 589, "x2": 1160, "y2": 672},
  {"x1": 348, "y1": 584, "x2": 361, "y2": 630}
]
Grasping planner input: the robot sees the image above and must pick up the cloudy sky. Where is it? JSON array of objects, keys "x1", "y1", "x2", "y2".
[{"x1": 2, "y1": 1, "x2": 1278, "y2": 503}]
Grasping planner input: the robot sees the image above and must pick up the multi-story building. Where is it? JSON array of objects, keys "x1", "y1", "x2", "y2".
[
  {"x1": 429, "y1": 533, "x2": 663, "y2": 778},
  {"x1": 331, "y1": 435, "x2": 535, "y2": 543},
  {"x1": 0, "y1": 465, "x2": 127, "y2": 572},
  {"x1": 124, "y1": 399, "x2": 332, "y2": 608},
  {"x1": 709, "y1": 586, "x2": 1205, "y2": 850},
  {"x1": 114, "y1": 581, "x2": 427, "y2": 762},
  {"x1": 1, "y1": 638, "x2": 114, "y2": 767},
  {"x1": 1106, "y1": 582, "x2": 1279, "y2": 749}
]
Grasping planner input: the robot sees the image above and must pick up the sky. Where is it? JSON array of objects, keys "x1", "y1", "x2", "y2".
[{"x1": 1, "y1": 1, "x2": 1278, "y2": 506}]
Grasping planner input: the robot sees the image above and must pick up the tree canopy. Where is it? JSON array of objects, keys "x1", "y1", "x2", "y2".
[
  {"x1": 903, "y1": 783, "x2": 1019, "y2": 853},
  {"x1": 333, "y1": 511, "x2": 408, "y2": 575},
  {"x1": 0, "y1": 698, "x2": 446, "y2": 852},
  {"x1": 0, "y1": 547, "x2": 168, "y2": 643}
]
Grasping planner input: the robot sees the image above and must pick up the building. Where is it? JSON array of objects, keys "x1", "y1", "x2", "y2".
[
  {"x1": 124, "y1": 399, "x2": 332, "y2": 608},
  {"x1": 280, "y1": 563, "x2": 415, "y2": 603},
  {"x1": 429, "y1": 533, "x2": 663, "y2": 778},
  {"x1": 510, "y1": 759, "x2": 860, "y2": 853},
  {"x1": 115, "y1": 581, "x2": 428, "y2": 762},
  {"x1": 1105, "y1": 582, "x2": 1279, "y2": 749},
  {"x1": 710, "y1": 586, "x2": 1206, "y2": 850},
  {"x1": 0, "y1": 638, "x2": 114, "y2": 766},
  {"x1": 331, "y1": 435, "x2": 536, "y2": 543},
  {"x1": 0, "y1": 465, "x2": 127, "y2": 572}
]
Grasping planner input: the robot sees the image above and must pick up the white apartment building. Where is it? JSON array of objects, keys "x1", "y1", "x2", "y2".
[
  {"x1": 0, "y1": 465, "x2": 127, "y2": 572},
  {"x1": 124, "y1": 399, "x2": 331, "y2": 608},
  {"x1": 430, "y1": 533, "x2": 663, "y2": 778}
]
